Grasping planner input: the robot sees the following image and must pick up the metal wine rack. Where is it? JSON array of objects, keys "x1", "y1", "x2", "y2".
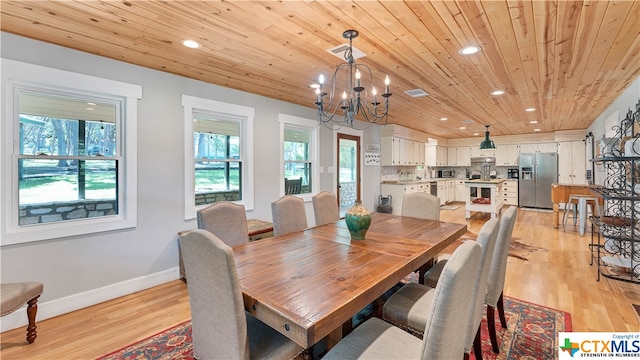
[{"x1": 589, "y1": 99, "x2": 640, "y2": 283}]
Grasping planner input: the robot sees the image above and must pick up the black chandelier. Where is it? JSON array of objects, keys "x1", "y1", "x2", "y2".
[{"x1": 313, "y1": 30, "x2": 392, "y2": 128}]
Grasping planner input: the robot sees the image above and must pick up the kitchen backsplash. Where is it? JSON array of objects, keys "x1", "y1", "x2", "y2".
[{"x1": 381, "y1": 165, "x2": 516, "y2": 181}]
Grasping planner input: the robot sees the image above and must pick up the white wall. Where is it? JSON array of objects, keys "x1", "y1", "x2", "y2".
[
  {"x1": 0, "y1": 32, "x2": 380, "y2": 331},
  {"x1": 587, "y1": 77, "x2": 640, "y2": 185}
]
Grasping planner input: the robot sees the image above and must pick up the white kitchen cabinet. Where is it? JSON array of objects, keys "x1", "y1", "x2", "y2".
[
  {"x1": 557, "y1": 141, "x2": 586, "y2": 184},
  {"x1": 418, "y1": 142, "x2": 426, "y2": 165},
  {"x1": 382, "y1": 137, "x2": 425, "y2": 166},
  {"x1": 436, "y1": 146, "x2": 447, "y2": 166},
  {"x1": 411, "y1": 141, "x2": 425, "y2": 165},
  {"x1": 537, "y1": 142, "x2": 558, "y2": 153},
  {"x1": 495, "y1": 144, "x2": 520, "y2": 166},
  {"x1": 455, "y1": 180, "x2": 467, "y2": 202},
  {"x1": 447, "y1": 180, "x2": 455, "y2": 203},
  {"x1": 520, "y1": 142, "x2": 557, "y2": 153},
  {"x1": 399, "y1": 138, "x2": 408, "y2": 165},
  {"x1": 500, "y1": 179, "x2": 519, "y2": 206},
  {"x1": 447, "y1": 147, "x2": 456, "y2": 166},
  {"x1": 426, "y1": 145, "x2": 447, "y2": 166},
  {"x1": 380, "y1": 183, "x2": 422, "y2": 215},
  {"x1": 469, "y1": 147, "x2": 496, "y2": 158},
  {"x1": 436, "y1": 180, "x2": 454, "y2": 204},
  {"x1": 456, "y1": 147, "x2": 471, "y2": 166},
  {"x1": 437, "y1": 180, "x2": 448, "y2": 204},
  {"x1": 448, "y1": 147, "x2": 470, "y2": 166},
  {"x1": 380, "y1": 137, "x2": 397, "y2": 165}
]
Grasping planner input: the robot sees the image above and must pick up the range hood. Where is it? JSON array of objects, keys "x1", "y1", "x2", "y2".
[{"x1": 470, "y1": 157, "x2": 496, "y2": 164}]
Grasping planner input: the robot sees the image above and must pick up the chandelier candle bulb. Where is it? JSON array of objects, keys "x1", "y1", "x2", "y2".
[{"x1": 384, "y1": 75, "x2": 390, "y2": 95}]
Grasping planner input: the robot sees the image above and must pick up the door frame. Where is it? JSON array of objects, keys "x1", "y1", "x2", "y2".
[{"x1": 335, "y1": 130, "x2": 362, "y2": 208}]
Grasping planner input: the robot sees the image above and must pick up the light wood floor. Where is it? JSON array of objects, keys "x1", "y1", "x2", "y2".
[{"x1": 1, "y1": 204, "x2": 639, "y2": 359}]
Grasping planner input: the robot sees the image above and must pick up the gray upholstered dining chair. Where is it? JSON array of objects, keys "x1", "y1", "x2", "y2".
[
  {"x1": 401, "y1": 192, "x2": 440, "y2": 220},
  {"x1": 271, "y1": 195, "x2": 308, "y2": 236},
  {"x1": 197, "y1": 201, "x2": 249, "y2": 247},
  {"x1": 312, "y1": 191, "x2": 340, "y2": 226},
  {"x1": 383, "y1": 218, "x2": 500, "y2": 360},
  {"x1": 179, "y1": 229, "x2": 304, "y2": 359},
  {"x1": 486, "y1": 206, "x2": 518, "y2": 353},
  {"x1": 323, "y1": 241, "x2": 481, "y2": 360}
]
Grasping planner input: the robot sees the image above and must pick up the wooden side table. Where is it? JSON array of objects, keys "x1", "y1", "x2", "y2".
[{"x1": 247, "y1": 219, "x2": 274, "y2": 242}]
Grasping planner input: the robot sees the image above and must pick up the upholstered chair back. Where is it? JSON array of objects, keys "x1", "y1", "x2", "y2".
[
  {"x1": 179, "y1": 229, "x2": 249, "y2": 359},
  {"x1": 464, "y1": 217, "x2": 500, "y2": 354},
  {"x1": 271, "y1": 195, "x2": 308, "y2": 236},
  {"x1": 312, "y1": 191, "x2": 340, "y2": 226},
  {"x1": 487, "y1": 206, "x2": 518, "y2": 305},
  {"x1": 420, "y1": 241, "x2": 482, "y2": 359},
  {"x1": 197, "y1": 202, "x2": 248, "y2": 248},
  {"x1": 401, "y1": 192, "x2": 440, "y2": 220}
]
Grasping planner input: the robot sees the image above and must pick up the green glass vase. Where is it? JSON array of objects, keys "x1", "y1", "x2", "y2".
[{"x1": 344, "y1": 200, "x2": 371, "y2": 240}]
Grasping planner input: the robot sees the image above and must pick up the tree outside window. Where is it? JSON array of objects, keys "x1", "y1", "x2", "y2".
[
  {"x1": 284, "y1": 127, "x2": 312, "y2": 194},
  {"x1": 193, "y1": 114, "x2": 242, "y2": 204},
  {"x1": 17, "y1": 91, "x2": 119, "y2": 224}
]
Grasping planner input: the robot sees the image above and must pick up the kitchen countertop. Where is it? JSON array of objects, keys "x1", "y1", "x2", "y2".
[
  {"x1": 464, "y1": 179, "x2": 506, "y2": 184},
  {"x1": 381, "y1": 180, "x2": 433, "y2": 185}
]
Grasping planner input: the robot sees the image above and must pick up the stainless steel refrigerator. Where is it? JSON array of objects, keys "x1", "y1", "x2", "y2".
[{"x1": 518, "y1": 153, "x2": 558, "y2": 209}]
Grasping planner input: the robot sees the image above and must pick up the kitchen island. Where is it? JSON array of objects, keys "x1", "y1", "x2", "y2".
[{"x1": 464, "y1": 179, "x2": 505, "y2": 219}]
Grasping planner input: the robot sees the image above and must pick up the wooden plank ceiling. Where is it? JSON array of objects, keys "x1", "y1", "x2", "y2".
[{"x1": 1, "y1": 0, "x2": 638, "y2": 139}]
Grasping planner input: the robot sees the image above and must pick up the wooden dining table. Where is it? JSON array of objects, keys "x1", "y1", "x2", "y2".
[{"x1": 232, "y1": 212, "x2": 467, "y2": 351}]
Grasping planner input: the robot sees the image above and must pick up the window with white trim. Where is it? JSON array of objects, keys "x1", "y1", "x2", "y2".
[
  {"x1": 1, "y1": 59, "x2": 141, "y2": 245},
  {"x1": 279, "y1": 114, "x2": 319, "y2": 198},
  {"x1": 183, "y1": 95, "x2": 254, "y2": 220}
]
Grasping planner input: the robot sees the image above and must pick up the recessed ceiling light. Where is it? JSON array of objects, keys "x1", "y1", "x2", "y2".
[
  {"x1": 530, "y1": 120, "x2": 538, "y2": 124},
  {"x1": 181, "y1": 39, "x2": 201, "y2": 49},
  {"x1": 490, "y1": 90, "x2": 505, "y2": 96},
  {"x1": 473, "y1": 132, "x2": 480, "y2": 136},
  {"x1": 533, "y1": 128, "x2": 541, "y2": 132},
  {"x1": 459, "y1": 126, "x2": 466, "y2": 130},
  {"x1": 440, "y1": 117, "x2": 448, "y2": 121},
  {"x1": 525, "y1": 108, "x2": 536, "y2": 112},
  {"x1": 459, "y1": 46, "x2": 481, "y2": 55}
]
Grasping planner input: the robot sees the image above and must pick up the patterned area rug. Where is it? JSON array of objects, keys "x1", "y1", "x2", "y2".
[
  {"x1": 97, "y1": 297, "x2": 570, "y2": 360},
  {"x1": 448, "y1": 232, "x2": 546, "y2": 261},
  {"x1": 471, "y1": 297, "x2": 571, "y2": 360},
  {"x1": 441, "y1": 205, "x2": 461, "y2": 210}
]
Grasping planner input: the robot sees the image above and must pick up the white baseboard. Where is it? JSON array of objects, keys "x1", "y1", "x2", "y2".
[{"x1": 0, "y1": 267, "x2": 180, "y2": 333}]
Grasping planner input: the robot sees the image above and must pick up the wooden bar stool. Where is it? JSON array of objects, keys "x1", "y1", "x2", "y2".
[{"x1": 1, "y1": 282, "x2": 44, "y2": 344}]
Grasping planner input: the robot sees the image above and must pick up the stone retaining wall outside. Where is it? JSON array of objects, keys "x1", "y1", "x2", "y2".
[{"x1": 19, "y1": 199, "x2": 117, "y2": 225}]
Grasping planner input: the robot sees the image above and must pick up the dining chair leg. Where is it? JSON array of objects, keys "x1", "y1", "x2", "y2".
[
  {"x1": 497, "y1": 292, "x2": 507, "y2": 328},
  {"x1": 473, "y1": 325, "x2": 483, "y2": 360},
  {"x1": 26, "y1": 295, "x2": 40, "y2": 344},
  {"x1": 487, "y1": 305, "x2": 500, "y2": 353}
]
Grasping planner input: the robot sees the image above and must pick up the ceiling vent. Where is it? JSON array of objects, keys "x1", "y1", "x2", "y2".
[
  {"x1": 327, "y1": 44, "x2": 366, "y2": 60},
  {"x1": 404, "y1": 89, "x2": 429, "y2": 97}
]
